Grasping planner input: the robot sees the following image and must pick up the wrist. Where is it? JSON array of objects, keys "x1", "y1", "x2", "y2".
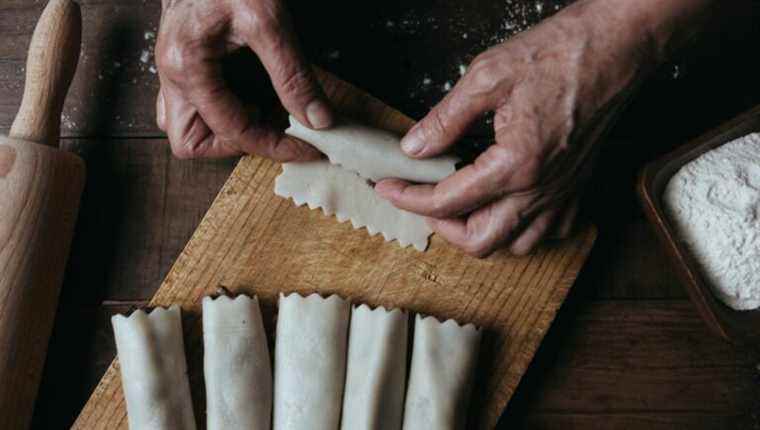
[{"x1": 587, "y1": 0, "x2": 714, "y2": 64}]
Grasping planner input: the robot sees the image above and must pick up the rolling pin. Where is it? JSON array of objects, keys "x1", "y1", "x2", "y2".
[{"x1": 0, "y1": 0, "x2": 85, "y2": 428}]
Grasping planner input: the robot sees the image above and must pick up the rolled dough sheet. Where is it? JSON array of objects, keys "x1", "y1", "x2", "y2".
[
  {"x1": 402, "y1": 315, "x2": 482, "y2": 430},
  {"x1": 111, "y1": 305, "x2": 196, "y2": 430},
  {"x1": 203, "y1": 295, "x2": 272, "y2": 430},
  {"x1": 341, "y1": 305, "x2": 409, "y2": 430},
  {"x1": 285, "y1": 116, "x2": 458, "y2": 183},
  {"x1": 273, "y1": 293, "x2": 350, "y2": 430},
  {"x1": 274, "y1": 160, "x2": 433, "y2": 251}
]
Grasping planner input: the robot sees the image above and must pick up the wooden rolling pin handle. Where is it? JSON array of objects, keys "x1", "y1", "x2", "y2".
[{"x1": 10, "y1": 0, "x2": 82, "y2": 145}]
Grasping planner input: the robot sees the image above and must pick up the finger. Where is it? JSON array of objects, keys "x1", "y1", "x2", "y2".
[
  {"x1": 426, "y1": 194, "x2": 534, "y2": 257},
  {"x1": 553, "y1": 198, "x2": 579, "y2": 239},
  {"x1": 244, "y1": 17, "x2": 333, "y2": 130},
  {"x1": 156, "y1": 87, "x2": 166, "y2": 131},
  {"x1": 161, "y1": 82, "x2": 241, "y2": 159},
  {"x1": 375, "y1": 141, "x2": 540, "y2": 218},
  {"x1": 163, "y1": 81, "x2": 317, "y2": 160},
  {"x1": 400, "y1": 74, "x2": 495, "y2": 158},
  {"x1": 158, "y1": 41, "x2": 319, "y2": 161},
  {"x1": 509, "y1": 208, "x2": 560, "y2": 256}
]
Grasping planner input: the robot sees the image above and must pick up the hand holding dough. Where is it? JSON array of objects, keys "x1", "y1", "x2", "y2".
[
  {"x1": 277, "y1": 117, "x2": 457, "y2": 251},
  {"x1": 286, "y1": 116, "x2": 458, "y2": 183},
  {"x1": 275, "y1": 161, "x2": 432, "y2": 251}
]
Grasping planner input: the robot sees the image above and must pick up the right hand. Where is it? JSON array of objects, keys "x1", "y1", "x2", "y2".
[{"x1": 155, "y1": 0, "x2": 330, "y2": 161}]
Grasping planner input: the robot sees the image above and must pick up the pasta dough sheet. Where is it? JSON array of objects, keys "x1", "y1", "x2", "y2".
[
  {"x1": 274, "y1": 161, "x2": 433, "y2": 251},
  {"x1": 285, "y1": 116, "x2": 458, "y2": 183},
  {"x1": 402, "y1": 315, "x2": 482, "y2": 430},
  {"x1": 273, "y1": 293, "x2": 350, "y2": 430},
  {"x1": 203, "y1": 295, "x2": 272, "y2": 430},
  {"x1": 111, "y1": 305, "x2": 196, "y2": 430},
  {"x1": 341, "y1": 305, "x2": 409, "y2": 430}
]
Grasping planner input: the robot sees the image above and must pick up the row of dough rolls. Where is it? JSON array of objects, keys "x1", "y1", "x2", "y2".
[{"x1": 111, "y1": 293, "x2": 481, "y2": 430}]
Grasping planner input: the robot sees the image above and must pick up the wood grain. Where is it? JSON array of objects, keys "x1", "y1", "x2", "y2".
[
  {"x1": 73, "y1": 71, "x2": 596, "y2": 429},
  {"x1": 524, "y1": 301, "x2": 759, "y2": 414},
  {"x1": 10, "y1": 0, "x2": 81, "y2": 144},
  {"x1": 0, "y1": 138, "x2": 85, "y2": 430},
  {"x1": 0, "y1": 1, "x2": 86, "y2": 428}
]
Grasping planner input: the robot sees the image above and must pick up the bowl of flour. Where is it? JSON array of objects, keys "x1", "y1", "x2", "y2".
[
  {"x1": 664, "y1": 133, "x2": 760, "y2": 311},
  {"x1": 639, "y1": 106, "x2": 760, "y2": 341}
]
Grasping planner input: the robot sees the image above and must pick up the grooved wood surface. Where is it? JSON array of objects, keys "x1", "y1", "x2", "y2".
[{"x1": 72, "y1": 71, "x2": 596, "y2": 430}]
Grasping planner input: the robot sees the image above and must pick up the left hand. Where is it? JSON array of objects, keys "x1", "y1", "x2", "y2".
[{"x1": 375, "y1": 0, "x2": 658, "y2": 257}]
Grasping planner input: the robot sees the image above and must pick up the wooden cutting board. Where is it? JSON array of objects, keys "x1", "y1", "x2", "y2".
[{"x1": 73, "y1": 70, "x2": 596, "y2": 430}]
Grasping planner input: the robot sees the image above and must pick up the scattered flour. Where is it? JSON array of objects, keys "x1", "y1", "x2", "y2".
[
  {"x1": 391, "y1": 1, "x2": 570, "y2": 99},
  {"x1": 139, "y1": 49, "x2": 151, "y2": 64},
  {"x1": 664, "y1": 133, "x2": 760, "y2": 310}
]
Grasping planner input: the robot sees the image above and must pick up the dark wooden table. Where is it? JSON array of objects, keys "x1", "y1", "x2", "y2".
[{"x1": 2, "y1": 1, "x2": 760, "y2": 428}]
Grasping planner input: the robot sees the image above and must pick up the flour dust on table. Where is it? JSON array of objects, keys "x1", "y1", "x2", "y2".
[{"x1": 664, "y1": 133, "x2": 760, "y2": 310}]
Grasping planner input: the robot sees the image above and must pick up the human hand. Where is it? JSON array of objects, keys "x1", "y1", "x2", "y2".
[
  {"x1": 375, "y1": 0, "x2": 665, "y2": 257},
  {"x1": 154, "y1": 0, "x2": 330, "y2": 160}
]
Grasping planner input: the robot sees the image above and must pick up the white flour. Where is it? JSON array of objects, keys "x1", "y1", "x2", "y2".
[{"x1": 664, "y1": 133, "x2": 760, "y2": 310}]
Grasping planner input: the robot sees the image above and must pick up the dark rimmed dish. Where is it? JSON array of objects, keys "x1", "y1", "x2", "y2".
[{"x1": 637, "y1": 104, "x2": 760, "y2": 343}]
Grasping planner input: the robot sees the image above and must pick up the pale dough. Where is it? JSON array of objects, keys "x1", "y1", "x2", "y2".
[
  {"x1": 285, "y1": 116, "x2": 458, "y2": 183},
  {"x1": 274, "y1": 160, "x2": 433, "y2": 251},
  {"x1": 202, "y1": 295, "x2": 272, "y2": 430},
  {"x1": 273, "y1": 293, "x2": 350, "y2": 430},
  {"x1": 341, "y1": 305, "x2": 408, "y2": 430},
  {"x1": 402, "y1": 315, "x2": 481, "y2": 430},
  {"x1": 111, "y1": 305, "x2": 196, "y2": 430}
]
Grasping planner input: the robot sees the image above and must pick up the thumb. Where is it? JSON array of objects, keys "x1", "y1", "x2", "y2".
[
  {"x1": 248, "y1": 29, "x2": 333, "y2": 131},
  {"x1": 401, "y1": 79, "x2": 494, "y2": 158}
]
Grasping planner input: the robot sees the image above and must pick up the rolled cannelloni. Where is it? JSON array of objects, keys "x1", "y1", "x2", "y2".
[
  {"x1": 273, "y1": 293, "x2": 350, "y2": 430},
  {"x1": 402, "y1": 315, "x2": 481, "y2": 430},
  {"x1": 112, "y1": 305, "x2": 196, "y2": 430},
  {"x1": 203, "y1": 295, "x2": 272, "y2": 430},
  {"x1": 341, "y1": 305, "x2": 408, "y2": 430}
]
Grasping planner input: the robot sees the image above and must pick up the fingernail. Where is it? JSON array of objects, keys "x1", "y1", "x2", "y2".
[
  {"x1": 373, "y1": 181, "x2": 393, "y2": 197},
  {"x1": 401, "y1": 132, "x2": 424, "y2": 156},
  {"x1": 306, "y1": 100, "x2": 333, "y2": 130}
]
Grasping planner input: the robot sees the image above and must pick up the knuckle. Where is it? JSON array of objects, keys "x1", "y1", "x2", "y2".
[
  {"x1": 429, "y1": 192, "x2": 453, "y2": 218},
  {"x1": 461, "y1": 231, "x2": 493, "y2": 258},
  {"x1": 242, "y1": 4, "x2": 286, "y2": 42},
  {"x1": 156, "y1": 37, "x2": 198, "y2": 79},
  {"x1": 170, "y1": 142, "x2": 195, "y2": 160},
  {"x1": 467, "y1": 53, "x2": 503, "y2": 93},
  {"x1": 168, "y1": 127, "x2": 206, "y2": 160},
  {"x1": 483, "y1": 144, "x2": 543, "y2": 188},
  {"x1": 421, "y1": 108, "x2": 449, "y2": 141},
  {"x1": 464, "y1": 240, "x2": 492, "y2": 258},
  {"x1": 510, "y1": 243, "x2": 532, "y2": 256},
  {"x1": 250, "y1": 16, "x2": 281, "y2": 41},
  {"x1": 278, "y1": 67, "x2": 314, "y2": 98}
]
